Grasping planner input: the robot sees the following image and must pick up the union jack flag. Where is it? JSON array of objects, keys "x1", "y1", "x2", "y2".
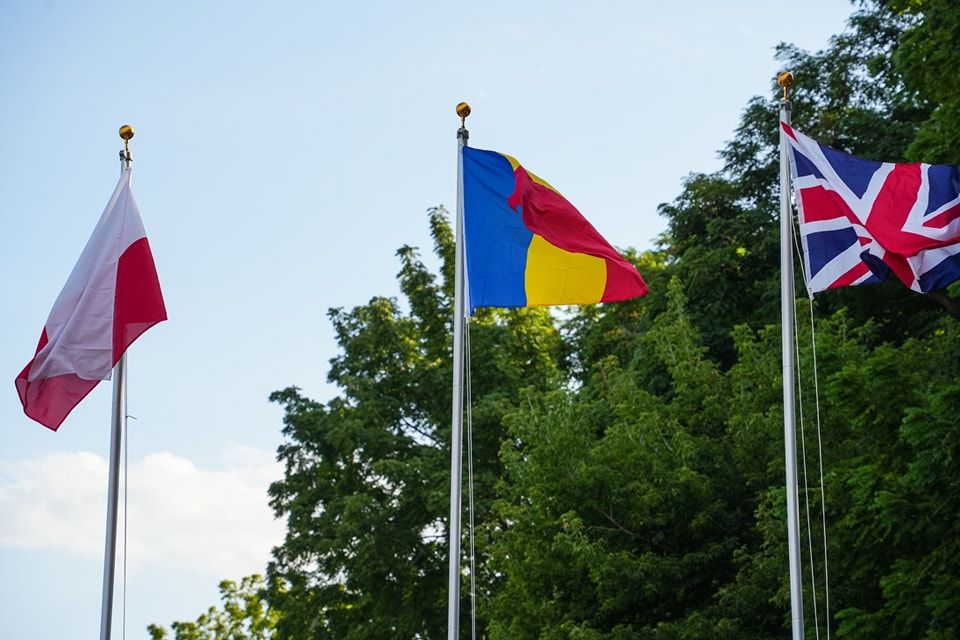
[{"x1": 783, "y1": 122, "x2": 960, "y2": 293}]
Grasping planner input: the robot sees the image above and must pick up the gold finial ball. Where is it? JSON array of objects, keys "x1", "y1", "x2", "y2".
[
  {"x1": 119, "y1": 124, "x2": 135, "y2": 141},
  {"x1": 456, "y1": 102, "x2": 471, "y2": 120},
  {"x1": 777, "y1": 71, "x2": 795, "y2": 89}
]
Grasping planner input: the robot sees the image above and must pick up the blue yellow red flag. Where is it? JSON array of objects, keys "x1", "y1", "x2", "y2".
[{"x1": 462, "y1": 147, "x2": 647, "y2": 312}]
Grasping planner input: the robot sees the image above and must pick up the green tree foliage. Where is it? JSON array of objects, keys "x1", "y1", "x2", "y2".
[
  {"x1": 491, "y1": 294, "x2": 960, "y2": 639},
  {"x1": 822, "y1": 321, "x2": 960, "y2": 639},
  {"x1": 487, "y1": 1, "x2": 960, "y2": 638},
  {"x1": 489, "y1": 281, "x2": 769, "y2": 639},
  {"x1": 890, "y1": 0, "x2": 960, "y2": 164},
  {"x1": 147, "y1": 575, "x2": 276, "y2": 640},
  {"x1": 264, "y1": 207, "x2": 564, "y2": 639}
]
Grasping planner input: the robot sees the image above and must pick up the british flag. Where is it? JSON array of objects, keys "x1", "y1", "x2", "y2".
[{"x1": 783, "y1": 122, "x2": 960, "y2": 294}]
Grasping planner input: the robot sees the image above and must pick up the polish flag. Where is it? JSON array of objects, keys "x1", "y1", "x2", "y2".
[{"x1": 16, "y1": 169, "x2": 166, "y2": 430}]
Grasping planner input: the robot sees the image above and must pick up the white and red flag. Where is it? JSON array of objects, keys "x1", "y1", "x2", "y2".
[{"x1": 15, "y1": 168, "x2": 166, "y2": 430}]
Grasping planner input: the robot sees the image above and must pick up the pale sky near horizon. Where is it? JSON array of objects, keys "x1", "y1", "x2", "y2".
[{"x1": 1, "y1": 1, "x2": 855, "y2": 637}]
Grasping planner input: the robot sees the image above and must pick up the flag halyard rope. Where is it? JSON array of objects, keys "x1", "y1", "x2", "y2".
[
  {"x1": 122, "y1": 375, "x2": 129, "y2": 640},
  {"x1": 465, "y1": 318, "x2": 477, "y2": 640},
  {"x1": 791, "y1": 273, "x2": 822, "y2": 640},
  {"x1": 807, "y1": 294, "x2": 831, "y2": 640},
  {"x1": 791, "y1": 212, "x2": 832, "y2": 639}
]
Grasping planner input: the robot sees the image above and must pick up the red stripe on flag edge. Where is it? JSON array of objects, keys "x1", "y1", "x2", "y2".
[
  {"x1": 14, "y1": 329, "x2": 103, "y2": 431},
  {"x1": 922, "y1": 202, "x2": 960, "y2": 230},
  {"x1": 826, "y1": 261, "x2": 871, "y2": 291},
  {"x1": 112, "y1": 237, "x2": 167, "y2": 365},
  {"x1": 781, "y1": 122, "x2": 798, "y2": 141},
  {"x1": 509, "y1": 166, "x2": 648, "y2": 304}
]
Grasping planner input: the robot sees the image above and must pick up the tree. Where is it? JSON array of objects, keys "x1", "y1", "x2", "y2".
[
  {"x1": 488, "y1": 281, "x2": 769, "y2": 639},
  {"x1": 890, "y1": 0, "x2": 960, "y2": 164},
  {"x1": 265, "y1": 207, "x2": 564, "y2": 639},
  {"x1": 486, "y1": 2, "x2": 960, "y2": 637},
  {"x1": 148, "y1": 575, "x2": 276, "y2": 640}
]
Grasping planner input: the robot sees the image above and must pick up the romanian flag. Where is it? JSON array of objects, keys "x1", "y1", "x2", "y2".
[{"x1": 462, "y1": 147, "x2": 647, "y2": 312}]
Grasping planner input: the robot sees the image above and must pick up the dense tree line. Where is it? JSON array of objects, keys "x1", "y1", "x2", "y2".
[{"x1": 150, "y1": 1, "x2": 960, "y2": 637}]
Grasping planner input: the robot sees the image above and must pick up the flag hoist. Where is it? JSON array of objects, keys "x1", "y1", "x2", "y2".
[
  {"x1": 100, "y1": 124, "x2": 136, "y2": 640},
  {"x1": 15, "y1": 124, "x2": 166, "y2": 640},
  {"x1": 447, "y1": 101, "x2": 471, "y2": 640},
  {"x1": 777, "y1": 70, "x2": 960, "y2": 639},
  {"x1": 446, "y1": 103, "x2": 648, "y2": 639},
  {"x1": 778, "y1": 71, "x2": 806, "y2": 640}
]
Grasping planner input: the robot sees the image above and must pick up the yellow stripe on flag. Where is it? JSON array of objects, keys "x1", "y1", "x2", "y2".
[{"x1": 524, "y1": 234, "x2": 606, "y2": 306}]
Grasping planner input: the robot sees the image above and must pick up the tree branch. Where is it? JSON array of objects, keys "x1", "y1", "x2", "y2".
[{"x1": 928, "y1": 289, "x2": 960, "y2": 321}]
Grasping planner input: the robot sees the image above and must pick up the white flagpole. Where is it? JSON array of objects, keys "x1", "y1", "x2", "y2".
[
  {"x1": 447, "y1": 102, "x2": 471, "y2": 640},
  {"x1": 99, "y1": 125, "x2": 134, "y2": 640},
  {"x1": 778, "y1": 73, "x2": 805, "y2": 640}
]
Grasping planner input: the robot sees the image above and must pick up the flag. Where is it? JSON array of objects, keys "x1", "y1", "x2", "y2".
[
  {"x1": 16, "y1": 169, "x2": 166, "y2": 430},
  {"x1": 783, "y1": 122, "x2": 960, "y2": 293},
  {"x1": 462, "y1": 147, "x2": 647, "y2": 311}
]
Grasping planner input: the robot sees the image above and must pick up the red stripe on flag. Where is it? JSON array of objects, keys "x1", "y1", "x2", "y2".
[
  {"x1": 864, "y1": 164, "x2": 959, "y2": 255},
  {"x1": 601, "y1": 258, "x2": 649, "y2": 302},
  {"x1": 866, "y1": 163, "x2": 922, "y2": 253},
  {"x1": 508, "y1": 166, "x2": 647, "y2": 302},
  {"x1": 827, "y1": 261, "x2": 871, "y2": 290},
  {"x1": 922, "y1": 202, "x2": 960, "y2": 230},
  {"x1": 882, "y1": 252, "x2": 918, "y2": 290},
  {"x1": 798, "y1": 186, "x2": 857, "y2": 223},
  {"x1": 113, "y1": 237, "x2": 167, "y2": 363},
  {"x1": 14, "y1": 330, "x2": 100, "y2": 431}
]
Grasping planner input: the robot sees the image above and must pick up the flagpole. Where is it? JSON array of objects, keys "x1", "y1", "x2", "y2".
[
  {"x1": 99, "y1": 124, "x2": 134, "y2": 640},
  {"x1": 778, "y1": 73, "x2": 805, "y2": 640},
  {"x1": 447, "y1": 102, "x2": 471, "y2": 640}
]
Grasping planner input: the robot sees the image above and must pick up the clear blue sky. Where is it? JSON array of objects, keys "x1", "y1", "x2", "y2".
[{"x1": 1, "y1": 1, "x2": 855, "y2": 637}]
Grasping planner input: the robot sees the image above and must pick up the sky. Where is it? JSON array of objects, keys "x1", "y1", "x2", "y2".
[{"x1": 0, "y1": 1, "x2": 856, "y2": 637}]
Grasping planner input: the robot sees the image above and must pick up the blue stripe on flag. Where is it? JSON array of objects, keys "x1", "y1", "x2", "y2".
[
  {"x1": 924, "y1": 164, "x2": 960, "y2": 217},
  {"x1": 858, "y1": 253, "x2": 889, "y2": 285},
  {"x1": 462, "y1": 147, "x2": 532, "y2": 311},
  {"x1": 792, "y1": 148, "x2": 825, "y2": 180},
  {"x1": 918, "y1": 253, "x2": 960, "y2": 292},
  {"x1": 819, "y1": 143, "x2": 882, "y2": 199},
  {"x1": 805, "y1": 227, "x2": 858, "y2": 277}
]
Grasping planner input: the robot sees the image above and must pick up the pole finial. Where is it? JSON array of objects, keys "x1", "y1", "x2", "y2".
[
  {"x1": 456, "y1": 102, "x2": 471, "y2": 128},
  {"x1": 118, "y1": 124, "x2": 135, "y2": 157},
  {"x1": 777, "y1": 71, "x2": 795, "y2": 101}
]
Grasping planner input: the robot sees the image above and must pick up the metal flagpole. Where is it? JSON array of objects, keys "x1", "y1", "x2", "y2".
[
  {"x1": 777, "y1": 73, "x2": 805, "y2": 640},
  {"x1": 99, "y1": 124, "x2": 134, "y2": 640},
  {"x1": 447, "y1": 101, "x2": 471, "y2": 640}
]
